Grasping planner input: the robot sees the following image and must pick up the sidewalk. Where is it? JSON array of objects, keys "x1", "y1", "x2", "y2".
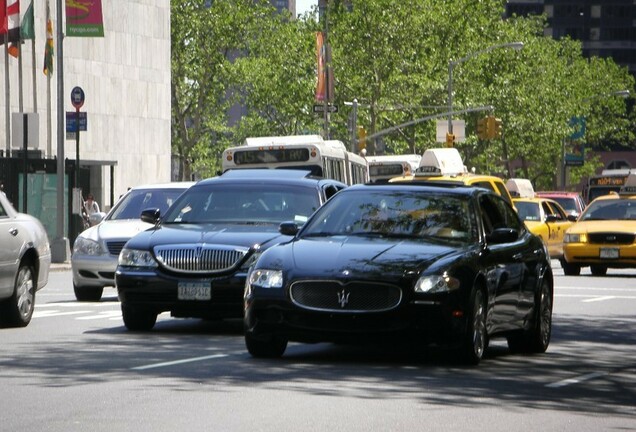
[{"x1": 50, "y1": 262, "x2": 72, "y2": 272}]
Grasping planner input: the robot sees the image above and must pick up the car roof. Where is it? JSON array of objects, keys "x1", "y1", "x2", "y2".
[
  {"x1": 345, "y1": 181, "x2": 483, "y2": 197},
  {"x1": 535, "y1": 191, "x2": 581, "y2": 198},
  {"x1": 130, "y1": 181, "x2": 196, "y2": 190},
  {"x1": 197, "y1": 169, "x2": 345, "y2": 187}
]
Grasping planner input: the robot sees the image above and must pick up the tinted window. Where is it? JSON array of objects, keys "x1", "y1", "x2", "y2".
[
  {"x1": 301, "y1": 189, "x2": 478, "y2": 244},
  {"x1": 164, "y1": 183, "x2": 321, "y2": 225},
  {"x1": 515, "y1": 201, "x2": 540, "y2": 221},
  {"x1": 480, "y1": 194, "x2": 522, "y2": 235},
  {"x1": 108, "y1": 189, "x2": 187, "y2": 220}
]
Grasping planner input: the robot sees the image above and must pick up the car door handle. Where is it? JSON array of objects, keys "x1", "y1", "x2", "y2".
[{"x1": 9, "y1": 227, "x2": 18, "y2": 236}]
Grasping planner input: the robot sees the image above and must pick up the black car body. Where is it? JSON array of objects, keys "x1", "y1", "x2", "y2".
[
  {"x1": 115, "y1": 169, "x2": 346, "y2": 330},
  {"x1": 244, "y1": 182, "x2": 554, "y2": 364}
]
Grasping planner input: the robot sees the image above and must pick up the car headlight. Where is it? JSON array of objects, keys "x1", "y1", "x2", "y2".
[
  {"x1": 118, "y1": 248, "x2": 158, "y2": 268},
  {"x1": 414, "y1": 274, "x2": 460, "y2": 293},
  {"x1": 248, "y1": 269, "x2": 283, "y2": 289},
  {"x1": 564, "y1": 233, "x2": 587, "y2": 243},
  {"x1": 73, "y1": 237, "x2": 106, "y2": 256}
]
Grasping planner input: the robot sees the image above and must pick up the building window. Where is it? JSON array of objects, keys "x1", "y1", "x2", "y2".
[{"x1": 606, "y1": 160, "x2": 631, "y2": 170}]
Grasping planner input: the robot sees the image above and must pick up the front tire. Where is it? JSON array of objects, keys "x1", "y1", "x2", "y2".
[
  {"x1": 560, "y1": 260, "x2": 581, "y2": 276},
  {"x1": 74, "y1": 283, "x2": 104, "y2": 302},
  {"x1": 1, "y1": 263, "x2": 36, "y2": 327},
  {"x1": 590, "y1": 265, "x2": 607, "y2": 276},
  {"x1": 121, "y1": 303, "x2": 157, "y2": 331},
  {"x1": 245, "y1": 331, "x2": 288, "y2": 358},
  {"x1": 459, "y1": 288, "x2": 487, "y2": 365}
]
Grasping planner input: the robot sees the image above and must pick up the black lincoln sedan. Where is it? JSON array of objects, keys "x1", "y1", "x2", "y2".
[
  {"x1": 115, "y1": 169, "x2": 346, "y2": 331},
  {"x1": 244, "y1": 181, "x2": 554, "y2": 364}
]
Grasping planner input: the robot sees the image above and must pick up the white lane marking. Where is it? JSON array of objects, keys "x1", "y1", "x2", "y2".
[
  {"x1": 33, "y1": 310, "x2": 90, "y2": 318},
  {"x1": 37, "y1": 302, "x2": 118, "y2": 308},
  {"x1": 76, "y1": 311, "x2": 123, "y2": 320},
  {"x1": 555, "y1": 294, "x2": 636, "y2": 300},
  {"x1": 131, "y1": 354, "x2": 229, "y2": 371},
  {"x1": 546, "y1": 371, "x2": 609, "y2": 388},
  {"x1": 582, "y1": 296, "x2": 617, "y2": 303}
]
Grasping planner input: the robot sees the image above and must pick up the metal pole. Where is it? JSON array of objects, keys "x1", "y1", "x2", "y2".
[
  {"x1": 351, "y1": 99, "x2": 357, "y2": 153},
  {"x1": 52, "y1": 0, "x2": 70, "y2": 263},
  {"x1": 22, "y1": 113, "x2": 28, "y2": 212},
  {"x1": 448, "y1": 61, "x2": 453, "y2": 134},
  {"x1": 4, "y1": 33, "x2": 11, "y2": 155}
]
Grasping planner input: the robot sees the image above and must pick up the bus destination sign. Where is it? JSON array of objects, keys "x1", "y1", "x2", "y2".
[{"x1": 234, "y1": 148, "x2": 311, "y2": 165}]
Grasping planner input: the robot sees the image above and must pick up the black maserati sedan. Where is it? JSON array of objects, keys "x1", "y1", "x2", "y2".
[
  {"x1": 244, "y1": 181, "x2": 554, "y2": 364},
  {"x1": 115, "y1": 169, "x2": 346, "y2": 331}
]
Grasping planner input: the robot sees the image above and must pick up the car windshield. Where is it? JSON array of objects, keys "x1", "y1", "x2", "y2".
[
  {"x1": 163, "y1": 183, "x2": 320, "y2": 224},
  {"x1": 580, "y1": 199, "x2": 636, "y2": 221},
  {"x1": 515, "y1": 201, "x2": 541, "y2": 221},
  {"x1": 300, "y1": 189, "x2": 478, "y2": 244},
  {"x1": 107, "y1": 188, "x2": 187, "y2": 221},
  {"x1": 550, "y1": 197, "x2": 577, "y2": 212}
]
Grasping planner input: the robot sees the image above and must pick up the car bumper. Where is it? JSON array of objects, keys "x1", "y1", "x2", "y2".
[
  {"x1": 116, "y1": 267, "x2": 246, "y2": 319},
  {"x1": 72, "y1": 253, "x2": 118, "y2": 288},
  {"x1": 563, "y1": 243, "x2": 636, "y2": 267},
  {"x1": 244, "y1": 294, "x2": 469, "y2": 348}
]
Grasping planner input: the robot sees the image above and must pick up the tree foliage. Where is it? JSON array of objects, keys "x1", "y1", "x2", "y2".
[{"x1": 171, "y1": 0, "x2": 635, "y2": 189}]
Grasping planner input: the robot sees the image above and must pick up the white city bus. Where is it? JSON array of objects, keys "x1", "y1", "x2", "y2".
[
  {"x1": 221, "y1": 135, "x2": 369, "y2": 185},
  {"x1": 366, "y1": 154, "x2": 422, "y2": 183}
]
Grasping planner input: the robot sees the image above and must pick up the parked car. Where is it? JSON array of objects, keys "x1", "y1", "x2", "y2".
[
  {"x1": 115, "y1": 169, "x2": 347, "y2": 331},
  {"x1": 71, "y1": 182, "x2": 195, "y2": 301},
  {"x1": 535, "y1": 191, "x2": 586, "y2": 219},
  {"x1": 562, "y1": 174, "x2": 636, "y2": 276},
  {"x1": 244, "y1": 181, "x2": 554, "y2": 364},
  {"x1": 513, "y1": 196, "x2": 576, "y2": 262},
  {"x1": 0, "y1": 192, "x2": 51, "y2": 327}
]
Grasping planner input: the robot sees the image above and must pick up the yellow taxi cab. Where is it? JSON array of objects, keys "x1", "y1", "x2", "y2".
[
  {"x1": 507, "y1": 178, "x2": 576, "y2": 261},
  {"x1": 390, "y1": 148, "x2": 515, "y2": 207},
  {"x1": 562, "y1": 173, "x2": 636, "y2": 276}
]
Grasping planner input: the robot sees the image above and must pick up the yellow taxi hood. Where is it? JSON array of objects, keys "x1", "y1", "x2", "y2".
[{"x1": 566, "y1": 220, "x2": 636, "y2": 234}]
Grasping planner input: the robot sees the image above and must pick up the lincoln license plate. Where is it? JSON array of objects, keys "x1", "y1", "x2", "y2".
[
  {"x1": 178, "y1": 282, "x2": 211, "y2": 300},
  {"x1": 599, "y1": 248, "x2": 619, "y2": 259}
]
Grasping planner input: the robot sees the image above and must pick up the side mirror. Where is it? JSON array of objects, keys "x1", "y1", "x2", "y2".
[
  {"x1": 88, "y1": 212, "x2": 106, "y2": 226},
  {"x1": 487, "y1": 227, "x2": 518, "y2": 244},
  {"x1": 279, "y1": 221, "x2": 299, "y2": 236},
  {"x1": 567, "y1": 214, "x2": 578, "y2": 222},
  {"x1": 140, "y1": 208, "x2": 161, "y2": 224}
]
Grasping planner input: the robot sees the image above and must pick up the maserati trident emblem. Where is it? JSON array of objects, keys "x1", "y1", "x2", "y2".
[
  {"x1": 607, "y1": 235, "x2": 616, "y2": 242},
  {"x1": 337, "y1": 289, "x2": 350, "y2": 308}
]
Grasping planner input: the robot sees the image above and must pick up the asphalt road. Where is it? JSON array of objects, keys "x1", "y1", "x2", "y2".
[{"x1": 1, "y1": 264, "x2": 635, "y2": 432}]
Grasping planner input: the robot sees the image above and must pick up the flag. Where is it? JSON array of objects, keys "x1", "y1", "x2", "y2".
[
  {"x1": 43, "y1": 17, "x2": 54, "y2": 76},
  {"x1": 0, "y1": 0, "x2": 20, "y2": 45},
  {"x1": 20, "y1": 1, "x2": 34, "y2": 40}
]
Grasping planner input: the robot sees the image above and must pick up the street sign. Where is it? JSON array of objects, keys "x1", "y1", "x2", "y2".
[
  {"x1": 71, "y1": 86, "x2": 85, "y2": 109},
  {"x1": 66, "y1": 111, "x2": 87, "y2": 132},
  {"x1": 313, "y1": 104, "x2": 338, "y2": 113}
]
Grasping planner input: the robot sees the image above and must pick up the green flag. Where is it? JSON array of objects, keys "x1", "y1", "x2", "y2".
[{"x1": 20, "y1": 1, "x2": 35, "y2": 40}]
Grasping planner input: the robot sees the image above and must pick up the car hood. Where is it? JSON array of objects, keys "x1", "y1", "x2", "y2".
[
  {"x1": 79, "y1": 219, "x2": 154, "y2": 242},
  {"x1": 287, "y1": 236, "x2": 462, "y2": 278},
  {"x1": 567, "y1": 220, "x2": 636, "y2": 234},
  {"x1": 129, "y1": 223, "x2": 290, "y2": 250}
]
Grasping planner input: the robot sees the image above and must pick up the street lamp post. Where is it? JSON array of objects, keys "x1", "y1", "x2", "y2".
[
  {"x1": 447, "y1": 42, "x2": 524, "y2": 134},
  {"x1": 560, "y1": 89, "x2": 631, "y2": 189}
]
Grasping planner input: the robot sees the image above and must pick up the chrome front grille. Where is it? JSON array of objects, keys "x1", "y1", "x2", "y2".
[
  {"x1": 290, "y1": 280, "x2": 402, "y2": 312},
  {"x1": 106, "y1": 241, "x2": 127, "y2": 256},
  {"x1": 588, "y1": 232, "x2": 635, "y2": 245},
  {"x1": 155, "y1": 245, "x2": 248, "y2": 273}
]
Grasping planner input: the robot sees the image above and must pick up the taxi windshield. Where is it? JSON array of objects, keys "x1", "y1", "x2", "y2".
[{"x1": 580, "y1": 199, "x2": 636, "y2": 221}]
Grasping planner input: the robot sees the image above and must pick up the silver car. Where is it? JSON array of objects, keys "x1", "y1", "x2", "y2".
[
  {"x1": 71, "y1": 182, "x2": 194, "y2": 301},
  {"x1": 0, "y1": 192, "x2": 51, "y2": 327}
]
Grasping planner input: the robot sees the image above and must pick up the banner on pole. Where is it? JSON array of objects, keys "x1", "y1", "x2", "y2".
[{"x1": 65, "y1": 0, "x2": 104, "y2": 37}]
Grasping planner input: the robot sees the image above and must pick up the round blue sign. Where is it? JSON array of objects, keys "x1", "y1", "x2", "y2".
[{"x1": 71, "y1": 86, "x2": 85, "y2": 109}]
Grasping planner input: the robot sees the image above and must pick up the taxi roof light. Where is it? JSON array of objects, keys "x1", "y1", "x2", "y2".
[
  {"x1": 619, "y1": 173, "x2": 636, "y2": 196},
  {"x1": 506, "y1": 178, "x2": 535, "y2": 198},
  {"x1": 415, "y1": 148, "x2": 466, "y2": 177}
]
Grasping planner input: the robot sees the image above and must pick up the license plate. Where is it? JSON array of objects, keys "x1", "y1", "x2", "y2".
[
  {"x1": 599, "y1": 248, "x2": 619, "y2": 259},
  {"x1": 178, "y1": 282, "x2": 211, "y2": 300}
]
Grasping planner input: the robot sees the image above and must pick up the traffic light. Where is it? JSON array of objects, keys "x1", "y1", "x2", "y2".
[
  {"x1": 476, "y1": 117, "x2": 488, "y2": 140},
  {"x1": 493, "y1": 118, "x2": 503, "y2": 138},
  {"x1": 445, "y1": 132, "x2": 455, "y2": 147},
  {"x1": 357, "y1": 126, "x2": 367, "y2": 151}
]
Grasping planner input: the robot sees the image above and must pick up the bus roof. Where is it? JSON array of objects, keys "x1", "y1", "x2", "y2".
[
  {"x1": 244, "y1": 135, "x2": 325, "y2": 147},
  {"x1": 366, "y1": 154, "x2": 422, "y2": 165}
]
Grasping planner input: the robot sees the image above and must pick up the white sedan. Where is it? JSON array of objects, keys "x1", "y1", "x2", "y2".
[{"x1": 0, "y1": 192, "x2": 51, "y2": 327}]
